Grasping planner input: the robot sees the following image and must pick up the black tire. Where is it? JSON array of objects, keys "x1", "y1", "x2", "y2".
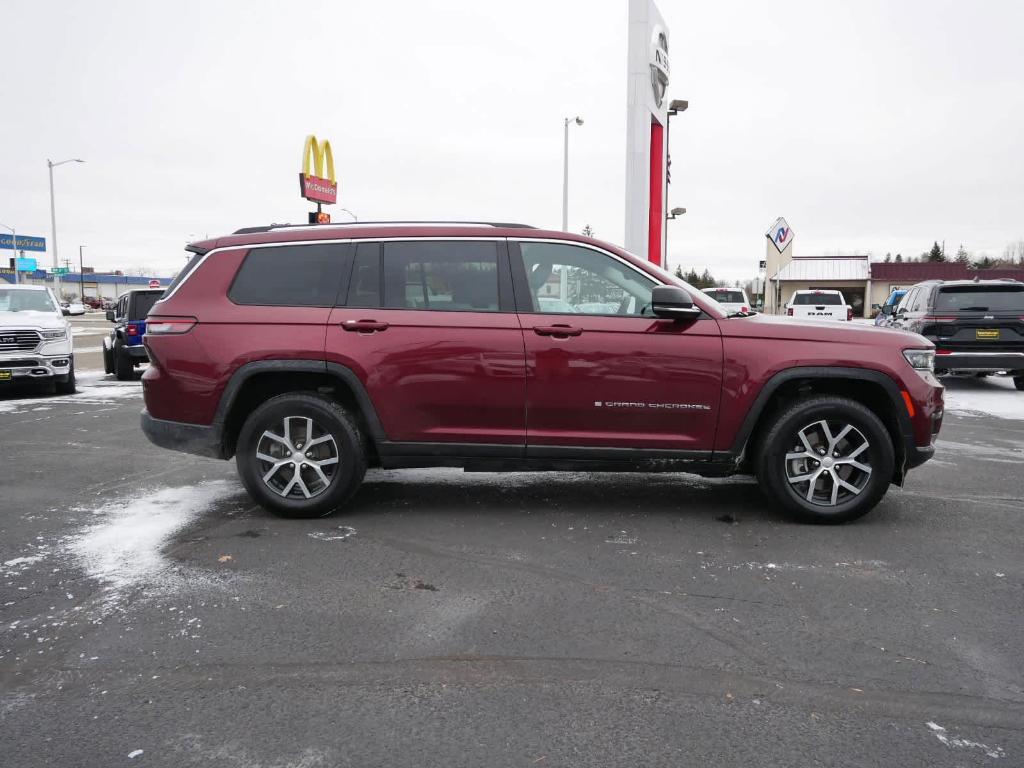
[
  {"x1": 55, "y1": 361, "x2": 77, "y2": 395},
  {"x1": 114, "y1": 346, "x2": 134, "y2": 381},
  {"x1": 756, "y1": 396, "x2": 895, "y2": 524},
  {"x1": 235, "y1": 392, "x2": 367, "y2": 518},
  {"x1": 103, "y1": 343, "x2": 114, "y2": 375},
  {"x1": 1015, "y1": 376, "x2": 1024, "y2": 391}
]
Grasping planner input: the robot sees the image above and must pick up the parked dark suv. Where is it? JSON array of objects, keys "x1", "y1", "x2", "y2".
[
  {"x1": 890, "y1": 278, "x2": 1024, "y2": 388},
  {"x1": 104, "y1": 289, "x2": 163, "y2": 380},
  {"x1": 140, "y1": 222, "x2": 944, "y2": 523}
]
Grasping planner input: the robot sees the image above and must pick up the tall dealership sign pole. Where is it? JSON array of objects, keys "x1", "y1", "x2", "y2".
[
  {"x1": 47, "y1": 158, "x2": 84, "y2": 299},
  {"x1": 561, "y1": 116, "x2": 583, "y2": 232},
  {"x1": 624, "y1": 0, "x2": 670, "y2": 266}
]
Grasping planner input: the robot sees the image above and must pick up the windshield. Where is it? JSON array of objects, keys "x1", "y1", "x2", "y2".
[
  {"x1": 935, "y1": 285, "x2": 1024, "y2": 312},
  {"x1": 705, "y1": 289, "x2": 745, "y2": 303},
  {"x1": 0, "y1": 288, "x2": 59, "y2": 313},
  {"x1": 793, "y1": 293, "x2": 842, "y2": 305}
]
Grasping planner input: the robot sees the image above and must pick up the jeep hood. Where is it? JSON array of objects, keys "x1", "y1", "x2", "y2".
[{"x1": 720, "y1": 312, "x2": 932, "y2": 348}]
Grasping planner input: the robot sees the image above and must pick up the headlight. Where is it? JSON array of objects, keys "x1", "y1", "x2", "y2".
[
  {"x1": 903, "y1": 349, "x2": 934, "y2": 372},
  {"x1": 41, "y1": 328, "x2": 68, "y2": 340}
]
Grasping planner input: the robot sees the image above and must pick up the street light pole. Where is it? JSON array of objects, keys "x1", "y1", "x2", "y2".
[
  {"x1": 47, "y1": 157, "x2": 84, "y2": 300},
  {"x1": 561, "y1": 116, "x2": 583, "y2": 232},
  {"x1": 664, "y1": 100, "x2": 688, "y2": 266},
  {"x1": 79, "y1": 245, "x2": 85, "y2": 300}
]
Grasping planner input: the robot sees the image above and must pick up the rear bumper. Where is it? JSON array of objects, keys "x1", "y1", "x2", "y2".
[
  {"x1": 140, "y1": 409, "x2": 224, "y2": 459},
  {"x1": 934, "y1": 351, "x2": 1024, "y2": 372},
  {"x1": 905, "y1": 444, "x2": 935, "y2": 470}
]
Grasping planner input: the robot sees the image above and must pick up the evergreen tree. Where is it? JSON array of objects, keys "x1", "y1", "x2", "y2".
[
  {"x1": 581, "y1": 225, "x2": 594, "y2": 237},
  {"x1": 894, "y1": 253, "x2": 903, "y2": 263},
  {"x1": 883, "y1": 253, "x2": 892, "y2": 263},
  {"x1": 673, "y1": 265, "x2": 684, "y2": 280},
  {"x1": 955, "y1": 245, "x2": 970, "y2": 264},
  {"x1": 927, "y1": 241, "x2": 945, "y2": 262},
  {"x1": 974, "y1": 255, "x2": 996, "y2": 270}
]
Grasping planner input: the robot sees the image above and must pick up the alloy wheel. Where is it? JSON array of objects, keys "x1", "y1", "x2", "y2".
[
  {"x1": 784, "y1": 419, "x2": 873, "y2": 507},
  {"x1": 256, "y1": 415, "x2": 339, "y2": 499}
]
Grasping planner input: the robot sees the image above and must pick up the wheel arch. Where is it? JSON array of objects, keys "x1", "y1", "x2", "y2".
[
  {"x1": 215, "y1": 360, "x2": 386, "y2": 461},
  {"x1": 731, "y1": 367, "x2": 914, "y2": 483}
]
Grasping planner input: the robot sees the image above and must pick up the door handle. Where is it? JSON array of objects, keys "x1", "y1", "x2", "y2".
[
  {"x1": 533, "y1": 324, "x2": 583, "y2": 338},
  {"x1": 341, "y1": 319, "x2": 389, "y2": 333}
]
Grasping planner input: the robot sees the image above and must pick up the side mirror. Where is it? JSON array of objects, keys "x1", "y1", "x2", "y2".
[
  {"x1": 106, "y1": 309, "x2": 116, "y2": 322},
  {"x1": 880, "y1": 305, "x2": 893, "y2": 315},
  {"x1": 652, "y1": 285, "x2": 701, "y2": 320}
]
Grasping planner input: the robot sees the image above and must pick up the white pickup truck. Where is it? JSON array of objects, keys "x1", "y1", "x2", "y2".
[
  {"x1": 0, "y1": 284, "x2": 77, "y2": 393},
  {"x1": 785, "y1": 289, "x2": 853, "y2": 322}
]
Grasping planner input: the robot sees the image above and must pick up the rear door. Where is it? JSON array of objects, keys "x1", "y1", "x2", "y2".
[
  {"x1": 511, "y1": 240, "x2": 723, "y2": 452},
  {"x1": 326, "y1": 239, "x2": 526, "y2": 448}
]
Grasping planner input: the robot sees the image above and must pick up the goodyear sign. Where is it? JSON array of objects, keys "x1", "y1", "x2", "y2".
[
  {"x1": 299, "y1": 134, "x2": 337, "y2": 204},
  {"x1": 0, "y1": 234, "x2": 46, "y2": 252}
]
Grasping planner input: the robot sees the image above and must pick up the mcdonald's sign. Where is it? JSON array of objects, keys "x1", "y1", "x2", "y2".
[{"x1": 299, "y1": 134, "x2": 337, "y2": 205}]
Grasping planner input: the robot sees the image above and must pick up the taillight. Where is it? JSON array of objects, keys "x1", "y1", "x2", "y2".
[
  {"x1": 847, "y1": 307, "x2": 854, "y2": 321},
  {"x1": 126, "y1": 324, "x2": 139, "y2": 336},
  {"x1": 786, "y1": 308, "x2": 794, "y2": 316},
  {"x1": 146, "y1": 317, "x2": 197, "y2": 335}
]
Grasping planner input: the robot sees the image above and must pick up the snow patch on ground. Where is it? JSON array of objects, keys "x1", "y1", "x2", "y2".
[
  {"x1": 926, "y1": 721, "x2": 1004, "y2": 759},
  {"x1": 943, "y1": 377, "x2": 1024, "y2": 420},
  {"x1": 0, "y1": 373, "x2": 141, "y2": 414},
  {"x1": 71, "y1": 480, "x2": 239, "y2": 593}
]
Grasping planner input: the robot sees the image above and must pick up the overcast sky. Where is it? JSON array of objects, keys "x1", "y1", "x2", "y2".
[{"x1": 2, "y1": 0, "x2": 1023, "y2": 280}]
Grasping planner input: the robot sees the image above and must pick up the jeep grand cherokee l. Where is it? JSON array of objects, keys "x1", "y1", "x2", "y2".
[
  {"x1": 891, "y1": 278, "x2": 1024, "y2": 388},
  {"x1": 140, "y1": 222, "x2": 943, "y2": 524}
]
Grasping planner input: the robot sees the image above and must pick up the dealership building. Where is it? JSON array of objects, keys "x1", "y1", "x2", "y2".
[
  {"x1": 0, "y1": 268, "x2": 171, "y2": 297},
  {"x1": 766, "y1": 254, "x2": 1024, "y2": 317}
]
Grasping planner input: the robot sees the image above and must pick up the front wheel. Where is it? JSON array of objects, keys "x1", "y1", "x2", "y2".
[
  {"x1": 756, "y1": 396, "x2": 895, "y2": 524},
  {"x1": 1015, "y1": 376, "x2": 1024, "y2": 391},
  {"x1": 55, "y1": 361, "x2": 77, "y2": 395},
  {"x1": 235, "y1": 393, "x2": 367, "y2": 518},
  {"x1": 103, "y1": 343, "x2": 114, "y2": 375}
]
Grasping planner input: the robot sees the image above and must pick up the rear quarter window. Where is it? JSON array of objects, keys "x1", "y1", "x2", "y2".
[
  {"x1": 793, "y1": 293, "x2": 842, "y2": 305},
  {"x1": 228, "y1": 244, "x2": 350, "y2": 306}
]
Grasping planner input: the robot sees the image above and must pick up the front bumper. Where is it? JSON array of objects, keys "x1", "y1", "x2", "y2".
[
  {"x1": 0, "y1": 352, "x2": 74, "y2": 381},
  {"x1": 124, "y1": 344, "x2": 149, "y2": 361},
  {"x1": 141, "y1": 409, "x2": 225, "y2": 459},
  {"x1": 934, "y1": 351, "x2": 1024, "y2": 373}
]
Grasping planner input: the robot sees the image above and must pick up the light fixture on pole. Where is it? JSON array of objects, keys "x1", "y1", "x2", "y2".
[
  {"x1": 667, "y1": 207, "x2": 686, "y2": 219},
  {"x1": 561, "y1": 116, "x2": 583, "y2": 232},
  {"x1": 47, "y1": 157, "x2": 85, "y2": 299},
  {"x1": 0, "y1": 221, "x2": 17, "y2": 284}
]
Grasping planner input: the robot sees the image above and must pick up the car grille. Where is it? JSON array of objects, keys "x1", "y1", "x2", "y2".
[
  {"x1": 0, "y1": 330, "x2": 42, "y2": 352},
  {"x1": 0, "y1": 359, "x2": 38, "y2": 368}
]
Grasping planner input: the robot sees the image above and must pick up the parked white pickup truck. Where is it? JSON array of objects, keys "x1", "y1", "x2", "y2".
[
  {"x1": 0, "y1": 284, "x2": 76, "y2": 393},
  {"x1": 785, "y1": 289, "x2": 853, "y2": 322}
]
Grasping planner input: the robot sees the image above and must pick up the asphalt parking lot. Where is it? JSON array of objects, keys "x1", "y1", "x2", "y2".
[{"x1": 2, "y1": 346, "x2": 1023, "y2": 766}]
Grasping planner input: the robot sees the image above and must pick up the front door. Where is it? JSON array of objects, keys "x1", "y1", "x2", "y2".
[
  {"x1": 326, "y1": 239, "x2": 526, "y2": 448},
  {"x1": 511, "y1": 241, "x2": 723, "y2": 452}
]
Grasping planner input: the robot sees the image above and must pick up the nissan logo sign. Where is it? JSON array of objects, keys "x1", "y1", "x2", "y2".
[{"x1": 650, "y1": 28, "x2": 670, "y2": 108}]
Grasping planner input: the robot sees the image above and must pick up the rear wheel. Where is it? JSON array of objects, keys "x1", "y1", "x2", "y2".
[
  {"x1": 114, "y1": 345, "x2": 134, "y2": 380},
  {"x1": 756, "y1": 396, "x2": 895, "y2": 524},
  {"x1": 235, "y1": 393, "x2": 367, "y2": 518}
]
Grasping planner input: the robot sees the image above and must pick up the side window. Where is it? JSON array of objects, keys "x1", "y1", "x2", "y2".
[
  {"x1": 345, "y1": 242, "x2": 381, "y2": 307},
  {"x1": 897, "y1": 288, "x2": 915, "y2": 313},
  {"x1": 517, "y1": 242, "x2": 655, "y2": 316},
  {"x1": 229, "y1": 243, "x2": 348, "y2": 307},
  {"x1": 117, "y1": 295, "x2": 127, "y2": 319},
  {"x1": 381, "y1": 241, "x2": 500, "y2": 312},
  {"x1": 915, "y1": 288, "x2": 931, "y2": 312}
]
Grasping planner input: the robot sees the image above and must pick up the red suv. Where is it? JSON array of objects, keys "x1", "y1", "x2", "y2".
[{"x1": 141, "y1": 222, "x2": 943, "y2": 523}]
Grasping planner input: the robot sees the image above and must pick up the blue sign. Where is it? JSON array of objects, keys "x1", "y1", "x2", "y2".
[
  {"x1": 15, "y1": 257, "x2": 38, "y2": 272},
  {"x1": 0, "y1": 234, "x2": 46, "y2": 252}
]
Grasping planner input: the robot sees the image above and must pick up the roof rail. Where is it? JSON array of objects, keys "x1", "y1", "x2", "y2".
[{"x1": 232, "y1": 221, "x2": 537, "y2": 235}]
